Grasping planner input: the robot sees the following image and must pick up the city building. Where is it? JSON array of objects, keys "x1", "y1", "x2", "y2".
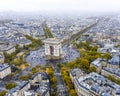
[
  {"x1": 29, "y1": 72, "x2": 49, "y2": 84},
  {"x1": 70, "y1": 68, "x2": 84, "y2": 83},
  {"x1": 107, "y1": 54, "x2": 120, "y2": 69},
  {"x1": 0, "y1": 54, "x2": 4, "y2": 63},
  {"x1": 97, "y1": 48, "x2": 108, "y2": 54},
  {"x1": 15, "y1": 40, "x2": 32, "y2": 48},
  {"x1": 90, "y1": 58, "x2": 107, "y2": 73},
  {"x1": 44, "y1": 38, "x2": 62, "y2": 60},
  {"x1": 6, "y1": 72, "x2": 50, "y2": 96},
  {"x1": 101, "y1": 67, "x2": 120, "y2": 79},
  {"x1": 7, "y1": 32, "x2": 32, "y2": 47},
  {"x1": 104, "y1": 43, "x2": 114, "y2": 49},
  {"x1": 23, "y1": 90, "x2": 38, "y2": 96},
  {"x1": 0, "y1": 63, "x2": 11, "y2": 79},
  {"x1": 73, "y1": 72, "x2": 120, "y2": 96},
  {"x1": 7, "y1": 81, "x2": 30, "y2": 96},
  {"x1": 28, "y1": 72, "x2": 50, "y2": 96},
  {"x1": 0, "y1": 43, "x2": 16, "y2": 54}
]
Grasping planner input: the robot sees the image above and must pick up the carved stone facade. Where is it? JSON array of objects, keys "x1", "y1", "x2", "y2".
[{"x1": 44, "y1": 38, "x2": 62, "y2": 60}]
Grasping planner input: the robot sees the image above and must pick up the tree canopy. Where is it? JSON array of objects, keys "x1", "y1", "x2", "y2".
[{"x1": 5, "y1": 82, "x2": 16, "y2": 90}]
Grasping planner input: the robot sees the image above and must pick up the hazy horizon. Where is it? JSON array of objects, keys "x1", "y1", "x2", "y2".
[{"x1": 0, "y1": 0, "x2": 120, "y2": 13}]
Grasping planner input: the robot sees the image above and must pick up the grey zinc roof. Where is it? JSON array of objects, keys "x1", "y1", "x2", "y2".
[
  {"x1": 101, "y1": 93, "x2": 112, "y2": 96},
  {"x1": 0, "y1": 63, "x2": 10, "y2": 71},
  {"x1": 103, "y1": 67, "x2": 120, "y2": 77},
  {"x1": 76, "y1": 72, "x2": 120, "y2": 96},
  {"x1": 108, "y1": 54, "x2": 120, "y2": 65},
  {"x1": 7, "y1": 81, "x2": 29, "y2": 94},
  {"x1": 91, "y1": 58, "x2": 103, "y2": 67},
  {"x1": 0, "y1": 55, "x2": 4, "y2": 58}
]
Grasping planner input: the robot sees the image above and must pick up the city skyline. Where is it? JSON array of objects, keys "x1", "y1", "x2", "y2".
[{"x1": 1, "y1": 2, "x2": 120, "y2": 95}]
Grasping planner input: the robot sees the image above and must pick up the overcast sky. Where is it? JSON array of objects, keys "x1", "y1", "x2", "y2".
[{"x1": 0, "y1": 0, "x2": 120, "y2": 12}]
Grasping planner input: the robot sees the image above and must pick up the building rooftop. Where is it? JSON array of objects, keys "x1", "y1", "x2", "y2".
[
  {"x1": 0, "y1": 43, "x2": 15, "y2": 52},
  {"x1": 7, "y1": 81, "x2": 29, "y2": 94},
  {"x1": 103, "y1": 67, "x2": 120, "y2": 77},
  {"x1": 70, "y1": 68, "x2": 84, "y2": 77},
  {"x1": 29, "y1": 72, "x2": 49, "y2": 96},
  {"x1": 108, "y1": 54, "x2": 120, "y2": 65},
  {"x1": 91, "y1": 58, "x2": 106, "y2": 67},
  {"x1": 43, "y1": 38, "x2": 62, "y2": 44},
  {"x1": 24, "y1": 82, "x2": 49, "y2": 96},
  {"x1": 76, "y1": 72, "x2": 120, "y2": 96},
  {"x1": 30, "y1": 72, "x2": 48, "y2": 80},
  {"x1": 0, "y1": 54, "x2": 4, "y2": 58},
  {"x1": 0, "y1": 63, "x2": 10, "y2": 71},
  {"x1": 39, "y1": 82, "x2": 49, "y2": 96}
]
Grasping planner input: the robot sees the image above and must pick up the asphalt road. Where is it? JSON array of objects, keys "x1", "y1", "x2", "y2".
[
  {"x1": 52, "y1": 63, "x2": 68, "y2": 96},
  {"x1": 26, "y1": 45, "x2": 79, "y2": 67}
]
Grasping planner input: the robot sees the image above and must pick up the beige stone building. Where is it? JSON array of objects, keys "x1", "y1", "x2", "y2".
[
  {"x1": 6, "y1": 81, "x2": 30, "y2": 96},
  {"x1": 0, "y1": 63, "x2": 11, "y2": 79},
  {"x1": 0, "y1": 55, "x2": 4, "y2": 63}
]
